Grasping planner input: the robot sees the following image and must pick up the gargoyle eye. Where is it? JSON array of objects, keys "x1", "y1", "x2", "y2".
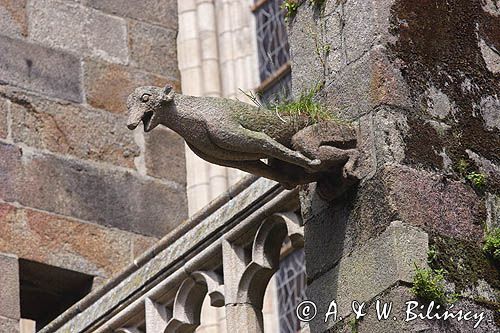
[{"x1": 140, "y1": 94, "x2": 151, "y2": 103}]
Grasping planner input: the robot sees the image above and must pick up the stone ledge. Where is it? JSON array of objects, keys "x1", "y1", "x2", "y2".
[{"x1": 45, "y1": 178, "x2": 284, "y2": 333}]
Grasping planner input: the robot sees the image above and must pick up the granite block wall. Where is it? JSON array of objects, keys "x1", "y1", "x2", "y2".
[
  {"x1": 289, "y1": 0, "x2": 500, "y2": 331},
  {"x1": 0, "y1": 0, "x2": 185, "y2": 305}
]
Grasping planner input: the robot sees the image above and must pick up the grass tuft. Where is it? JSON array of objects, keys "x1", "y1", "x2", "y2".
[
  {"x1": 483, "y1": 228, "x2": 500, "y2": 262},
  {"x1": 241, "y1": 84, "x2": 336, "y2": 126},
  {"x1": 465, "y1": 171, "x2": 487, "y2": 189},
  {"x1": 411, "y1": 264, "x2": 454, "y2": 305}
]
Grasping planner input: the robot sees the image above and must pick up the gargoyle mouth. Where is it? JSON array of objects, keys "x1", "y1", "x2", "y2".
[
  {"x1": 126, "y1": 111, "x2": 155, "y2": 131},
  {"x1": 142, "y1": 111, "x2": 155, "y2": 132}
]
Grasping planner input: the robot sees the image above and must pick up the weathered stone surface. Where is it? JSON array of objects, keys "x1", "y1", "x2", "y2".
[
  {"x1": 288, "y1": 5, "x2": 327, "y2": 95},
  {"x1": 0, "y1": 0, "x2": 27, "y2": 38},
  {"x1": 0, "y1": 97, "x2": 9, "y2": 139},
  {"x1": 486, "y1": 193, "x2": 500, "y2": 229},
  {"x1": 0, "y1": 202, "x2": 156, "y2": 277},
  {"x1": 389, "y1": 0, "x2": 500, "y2": 170},
  {"x1": 307, "y1": 221, "x2": 428, "y2": 332},
  {"x1": 144, "y1": 127, "x2": 186, "y2": 184},
  {"x1": 482, "y1": 0, "x2": 500, "y2": 15},
  {"x1": 289, "y1": 0, "x2": 401, "y2": 97},
  {"x1": 84, "y1": 60, "x2": 179, "y2": 114},
  {"x1": 84, "y1": 0, "x2": 178, "y2": 31},
  {"x1": 425, "y1": 86, "x2": 455, "y2": 120},
  {"x1": 383, "y1": 165, "x2": 485, "y2": 243},
  {"x1": 28, "y1": 0, "x2": 128, "y2": 63},
  {"x1": 2, "y1": 87, "x2": 140, "y2": 168},
  {"x1": 480, "y1": 39, "x2": 500, "y2": 74},
  {"x1": 132, "y1": 235, "x2": 158, "y2": 259},
  {"x1": 371, "y1": 107, "x2": 408, "y2": 168},
  {"x1": 322, "y1": 46, "x2": 412, "y2": 120},
  {"x1": 0, "y1": 253, "x2": 20, "y2": 319},
  {"x1": 466, "y1": 149, "x2": 500, "y2": 190},
  {"x1": 0, "y1": 142, "x2": 21, "y2": 202},
  {"x1": 0, "y1": 35, "x2": 82, "y2": 102},
  {"x1": 340, "y1": 0, "x2": 395, "y2": 64},
  {"x1": 0, "y1": 316, "x2": 19, "y2": 333},
  {"x1": 478, "y1": 95, "x2": 500, "y2": 131},
  {"x1": 303, "y1": 164, "x2": 485, "y2": 279},
  {"x1": 128, "y1": 20, "x2": 179, "y2": 78},
  {"x1": 303, "y1": 191, "x2": 354, "y2": 279},
  {"x1": 0, "y1": 141, "x2": 187, "y2": 237}
]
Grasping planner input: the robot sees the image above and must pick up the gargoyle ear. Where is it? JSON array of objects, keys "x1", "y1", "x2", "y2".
[{"x1": 163, "y1": 85, "x2": 172, "y2": 95}]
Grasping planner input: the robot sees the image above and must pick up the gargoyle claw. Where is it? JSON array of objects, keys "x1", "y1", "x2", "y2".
[{"x1": 309, "y1": 159, "x2": 321, "y2": 166}]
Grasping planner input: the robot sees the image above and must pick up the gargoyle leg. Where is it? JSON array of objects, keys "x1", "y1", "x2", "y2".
[
  {"x1": 214, "y1": 127, "x2": 321, "y2": 171},
  {"x1": 187, "y1": 144, "x2": 306, "y2": 189}
]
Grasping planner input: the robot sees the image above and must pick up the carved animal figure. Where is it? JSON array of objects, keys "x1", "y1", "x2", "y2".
[{"x1": 127, "y1": 85, "x2": 358, "y2": 192}]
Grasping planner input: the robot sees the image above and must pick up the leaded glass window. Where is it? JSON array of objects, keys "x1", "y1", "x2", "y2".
[
  {"x1": 253, "y1": 0, "x2": 292, "y2": 105},
  {"x1": 275, "y1": 249, "x2": 307, "y2": 333}
]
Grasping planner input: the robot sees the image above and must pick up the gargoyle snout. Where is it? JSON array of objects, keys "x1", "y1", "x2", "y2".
[
  {"x1": 127, "y1": 122, "x2": 138, "y2": 130},
  {"x1": 126, "y1": 110, "x2": 144, "y2": 130}
]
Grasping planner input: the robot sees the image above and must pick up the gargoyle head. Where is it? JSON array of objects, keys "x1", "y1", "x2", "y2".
[{"x1": 126, "y1": 85, "x2": 174, "y2": 132}]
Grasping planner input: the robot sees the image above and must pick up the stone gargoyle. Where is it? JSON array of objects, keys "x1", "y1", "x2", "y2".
[{"x1": 127, "y1": 85, "x2": 359, "y2": 199}]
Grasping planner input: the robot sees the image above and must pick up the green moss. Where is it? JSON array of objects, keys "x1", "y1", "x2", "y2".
[
  {"x1": 466, "y1": 171, "x2": 487, "y2": 189},
  {"x1": 484, "y1": 228, "x2": 500, "y2": 262},
  {"x1": 411, "y1": 264, "x2": 450, "y2": 305},
  {"x1": 429, "y1": 234, "x2": 500, "y2": 293},
  {"x1": 282, "y1": 0, "x2": 326, "y2": 21},
  {"x1": 348, "y1": 316, "x2": 360, "y2": 333},
  {"x1": 455, "y1": 158, "x2": 470, "y2": 176},
  {"x1": 281, "y1": 0, "x2": 300, "y2": 20},
  {"x1": 454, "y1": 158, "x2": 488, "y2": 190},
  {"x1": 272, "y1": 86, "x2": 332, "y2": 123},
  {"x1": 309, "y1": 0, "x2": 326, "y2": 8},
  {"x1": 427, "y1": 246, "x2": 438, "y2": 264}
]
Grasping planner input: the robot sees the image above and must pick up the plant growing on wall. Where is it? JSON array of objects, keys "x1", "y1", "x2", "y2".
[
  {"x1": 282, "y1": 0, "x2": 326, "y2": 21},
  {"x1": 411, "y1": 264, "x2": 452, "y2": 305},
  {"x1": 241, "y1": 84, "x2": 336, "y2": 126},
  {"x1": 454, "y1": 158, "x2": 488, "y2": 190},
  {"x1": 483, "y1": 228, "x2": 500, "y2": 262},
  {"x1": 466, "y1": 171, "x2": 487, "y2": 189},
  {"x1": 281, "y1": 0, "x2": 300, "y2": 20}
]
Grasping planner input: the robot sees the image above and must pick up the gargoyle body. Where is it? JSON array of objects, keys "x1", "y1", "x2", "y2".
[{"x1": 127, "y1": 86, "x2": 359, "y2": 197}]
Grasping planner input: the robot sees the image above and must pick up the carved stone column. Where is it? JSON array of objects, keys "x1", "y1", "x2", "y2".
[{"x1": 222, "y1": 213, "x2": 304, "y2": 332}]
